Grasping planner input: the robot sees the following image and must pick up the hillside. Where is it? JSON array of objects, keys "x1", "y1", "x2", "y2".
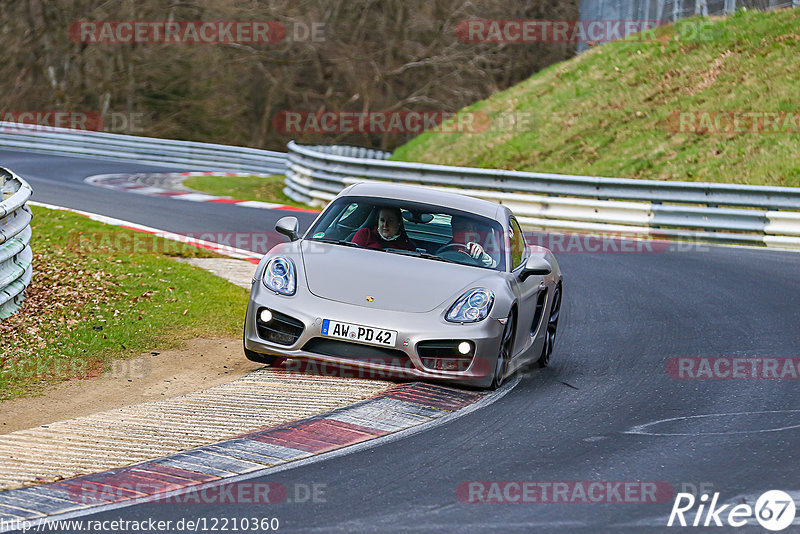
[{"x1": 392, "y1": 8, "x2": 800, "y2": 186}]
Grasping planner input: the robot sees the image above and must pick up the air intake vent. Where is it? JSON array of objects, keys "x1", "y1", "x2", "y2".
[
  {"x1": 531, "y1": 289, "x2": 547, "y2": 335},
  {"x1": 256, "y1": 308, "x2": 304, "y2": 346},
  {"x1": 417, "y1": 340, "x2": 474, "y2": 372},
  {"x1": 302, "y1": 338, "x2": 411, "y2": 367}
]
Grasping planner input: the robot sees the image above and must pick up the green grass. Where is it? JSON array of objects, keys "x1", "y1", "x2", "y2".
[
  {"x1": 184, "y1": 174, "x2": 316, "y2": 210},
  {"x1": 0, "y1": 206, "x2": 249, "y2": 400},
  {"x1": 392, "y1": 8, "x2": 800, "y2": 187}
]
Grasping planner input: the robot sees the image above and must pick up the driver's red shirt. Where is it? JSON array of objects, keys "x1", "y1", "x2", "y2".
[{"x1": 352, "y1": 227, "x2": 416, "y2": 251}]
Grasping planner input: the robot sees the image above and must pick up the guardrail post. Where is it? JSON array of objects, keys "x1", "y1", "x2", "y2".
[
  {"x1": 695, "y1": 0, "x2": 709, "y2": 16},
  {"x1": 673, "y1": 0, "x2": 683, "y2": 22}
]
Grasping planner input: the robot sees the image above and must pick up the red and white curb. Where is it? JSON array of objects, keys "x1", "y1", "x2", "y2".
[
  {"x1": 0, "y1": 381, "x2": 514, "y2": 528},
  {"x1": 29, "y1": 201, "x2": 263, "y2": 264},
  {"x1": 84, "y1": 173, "x2": 319, "y2": 213}
]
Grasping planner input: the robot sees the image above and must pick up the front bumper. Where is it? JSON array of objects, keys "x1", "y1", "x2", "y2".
[{"x1": 244, "y1": 281, "x2": 505, "y2": 388}]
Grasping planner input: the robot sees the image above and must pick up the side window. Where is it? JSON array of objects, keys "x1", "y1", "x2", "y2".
[
  {"x1": 309, "y1": 200, "x2": 367, "y2": 239},
  {"x1": 340, "y1": 203, "x2": 359, "y2": 219},
  {"x1": 509, "y1": 218, "x2": 528, "y2": 270}
]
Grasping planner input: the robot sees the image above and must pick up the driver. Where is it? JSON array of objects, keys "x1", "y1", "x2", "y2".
[
  {"x1": 439, "y1": 215, "x2": 497, "y2": 268},
  {"x1": 352, "y1": 207, "x2": 416, "y2": 251}
]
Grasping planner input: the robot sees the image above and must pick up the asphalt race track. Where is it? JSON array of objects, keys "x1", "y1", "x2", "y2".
[
  {"x1": 4, "y1": 149, "x2": 800, "y2": 532},
  {"x1": 0, "y1": 149, "x2": 320, "y2": 252}
]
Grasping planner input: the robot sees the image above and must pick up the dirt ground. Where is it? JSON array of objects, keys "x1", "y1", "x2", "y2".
[
  {"x1": 1, "y1": 258, "x2": 264, "y2": 435},
  {"x1": 0, "y1": 337, "x2": 263, "y2": 434}
]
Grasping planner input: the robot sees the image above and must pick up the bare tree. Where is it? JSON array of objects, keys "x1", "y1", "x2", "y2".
[{"x1": 0, "y1": 0, "x2": 579, "y2": 150}]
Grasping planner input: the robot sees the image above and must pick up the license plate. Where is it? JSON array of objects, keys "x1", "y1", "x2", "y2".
[{"x1": 321, "y1": 319, "x2": 397, "y2": 347}]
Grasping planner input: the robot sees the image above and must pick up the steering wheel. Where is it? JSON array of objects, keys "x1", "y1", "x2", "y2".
[{"x1": 436, "y1": 243, "x2": 483, "y2": 265}]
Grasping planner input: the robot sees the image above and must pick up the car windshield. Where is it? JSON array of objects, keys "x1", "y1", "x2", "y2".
[{"x1": 305, "y1": 196, "x2": 506, "y2": 271}]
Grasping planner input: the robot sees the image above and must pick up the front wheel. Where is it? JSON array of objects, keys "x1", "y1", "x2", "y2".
[
  {"x1": 536, "y1": 284, "x2": 561, "y2": 368},
  {"x1": 491, "y1": 312, "x2": 515, "y2": 390}
]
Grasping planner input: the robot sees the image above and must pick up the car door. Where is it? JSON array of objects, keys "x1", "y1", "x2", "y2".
[{"x1": 507, "y1": 217, "x2": 542, "y2": 364}]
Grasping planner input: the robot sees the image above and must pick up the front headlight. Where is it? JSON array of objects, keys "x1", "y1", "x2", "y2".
[
  {"x1": 446, "y1": 288, "x2": 494, "y2": 323},
  {"x1": 262, "y1": 257, "x2": 296, "y2": 295}
]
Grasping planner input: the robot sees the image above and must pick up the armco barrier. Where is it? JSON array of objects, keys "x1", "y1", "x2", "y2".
[
  {"x1": 0, "y1": 168, "x2": 33, "y2": 319},
  {"x1": 284, "y1": 142, "x2": 800, "y2": 249},
  {"x1": 0, "y1": 122, "x2": 287, "y2": 175}
]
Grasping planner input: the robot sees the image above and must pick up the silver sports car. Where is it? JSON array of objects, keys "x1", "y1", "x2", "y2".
[{"x1": 243, "y1": 182, "x2": 562, "y2": 389}]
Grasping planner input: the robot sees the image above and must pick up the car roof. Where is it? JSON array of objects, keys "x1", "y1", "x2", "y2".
[{"x1": 341, "y1": 182, "x2": 504, "y2": 220}]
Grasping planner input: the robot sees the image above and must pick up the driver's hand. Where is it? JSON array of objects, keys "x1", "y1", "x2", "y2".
[
  {"x1": 466, "y1": 241, "x2": 485, "y2": 259},
  {"x1": 467, "y1": 242, "x2": 496, "y2": 267}
]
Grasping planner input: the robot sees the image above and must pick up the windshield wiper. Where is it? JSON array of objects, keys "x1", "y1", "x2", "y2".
[
  {"x1": 313, "y1": 238, "x2": 362, "y2": 248},
  {"x1": 384, "y1": 249, "x2": 460, "y2": 264}
]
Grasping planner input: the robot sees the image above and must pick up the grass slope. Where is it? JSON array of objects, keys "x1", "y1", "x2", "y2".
[
  {"x1": 0, "y1": 207, "x2": 249, "y2": 400},
  {"x1": 392, "y1": 8, "x2": 800, "y2": 187},
  {"x1": 184, "y1": 174, "x2": 315, "y2": 209}
]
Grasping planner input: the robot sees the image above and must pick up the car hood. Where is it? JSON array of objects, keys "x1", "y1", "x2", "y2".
[{"x1": 300, "y1": 242, "x2": 491, "y2": 312}]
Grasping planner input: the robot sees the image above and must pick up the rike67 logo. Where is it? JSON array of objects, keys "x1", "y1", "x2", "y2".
[{"x1": 668, "y1": 490, "x2": 796, "y2": 531}]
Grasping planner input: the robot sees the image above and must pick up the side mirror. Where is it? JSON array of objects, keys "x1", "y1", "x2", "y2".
[
  {"x1": 275, "y1": 216, "x2": 299, "y2": 242},
  {"x1": 520, "y1": 255, "x2": 551, "y2": 281}
]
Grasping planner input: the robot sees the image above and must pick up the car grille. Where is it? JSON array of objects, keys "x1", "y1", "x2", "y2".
[
  {"x1": 302, "y1": 338, "x2": 412, "y2": 368},
  {"x1": 256, "y1": 309, "x2": 304, "y2": 346},
  {"x1": 417, "y1": 340, "x2": 474, "y2": 372}
]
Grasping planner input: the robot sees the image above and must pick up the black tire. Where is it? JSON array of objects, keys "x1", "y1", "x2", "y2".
[
  {"x1": 491, "y1": 312, "x2": 515, "y2": 390},
  {"x1": 537, "y1": 284, "x2": 561, "y2": 368},
  {"x1": 243, "y1": 342, "x2": 282, "y2": 366}
]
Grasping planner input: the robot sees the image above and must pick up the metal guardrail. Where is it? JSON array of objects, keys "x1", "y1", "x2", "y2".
[
  {"x1": 0, "y1": 122, "x2": 288, "y2": 175},
  {"x1": 0, "y1": 168, "x2": 33, "y2": 320},
  {"x1": 4, "y1": 124, "x2": 798, "y2": 250},
  {"x1": 285, "y1": 142, "x2": 800, "y2": 249}
]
